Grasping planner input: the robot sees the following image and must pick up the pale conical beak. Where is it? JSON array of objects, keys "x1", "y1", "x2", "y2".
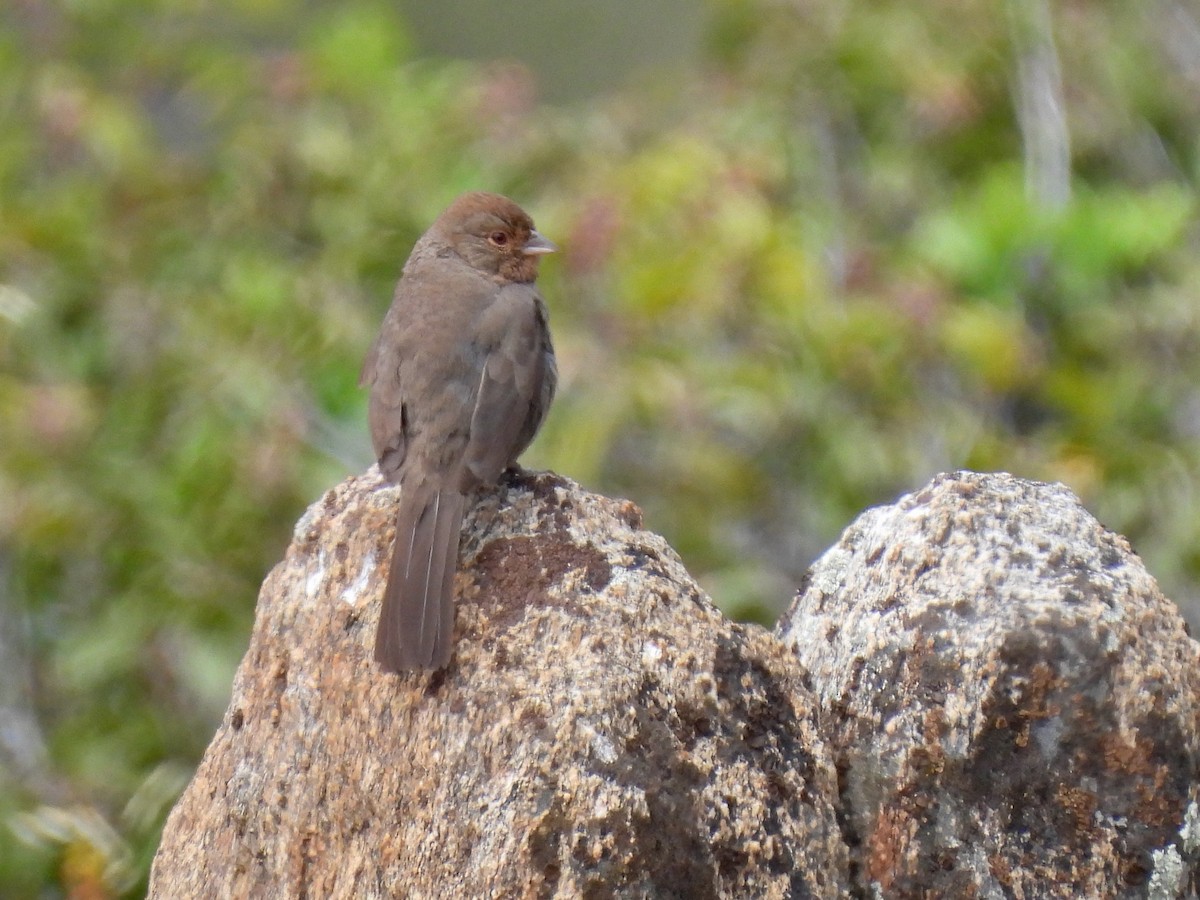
[{"x1": 522, "y1": 230, "x2": 557, "y2": 256}]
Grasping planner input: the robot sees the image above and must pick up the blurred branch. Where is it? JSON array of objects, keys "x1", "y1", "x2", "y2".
[
  {"x1": 303, "y1": 395, "x2": 373, "y2": 474},
  {"x1": 0, "y1": 551, "x2": 62, "y2": 805},
  {"x1": 1159, "y1": 1, "x2": 1200, "y2": 90},
  {"x1": 1008, "y1": 0, "x2": 1072, "y2": 210}
]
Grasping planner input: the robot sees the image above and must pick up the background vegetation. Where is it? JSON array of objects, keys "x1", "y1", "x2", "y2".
[{"x1": 2, "y1": 0, "x2": 1199, "y2": 894}]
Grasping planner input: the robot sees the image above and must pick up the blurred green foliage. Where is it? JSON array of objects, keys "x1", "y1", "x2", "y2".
[{"x1": 2, "y1": 0, "x2": 1199, "y2": 894}]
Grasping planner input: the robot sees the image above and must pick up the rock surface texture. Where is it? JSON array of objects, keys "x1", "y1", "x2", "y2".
[
  {"x1": 150, "y1": 469, "x2": 1200, "y2": 898},
  {"x1": 778, "y1": 471, "x2": 1200, "y2": 899},
  {"x1": 149, "y1": 470, "x2": 851, "y2": 899}
]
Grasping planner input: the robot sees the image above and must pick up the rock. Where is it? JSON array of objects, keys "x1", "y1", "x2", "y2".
[
  {"x1": 778, "y1": 471, "x2": 1200, "y2": 898},
  {"x1": 151, "y1": 467, "x2": 1200, "y2": 898},
  {"x1": 148, "y1": 469, "x2": 851, "y2": 899}
]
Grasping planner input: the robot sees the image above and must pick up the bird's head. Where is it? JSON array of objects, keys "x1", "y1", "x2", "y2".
[{"x1": 435, "y1": 191, "x2": 556, "y2": 283}]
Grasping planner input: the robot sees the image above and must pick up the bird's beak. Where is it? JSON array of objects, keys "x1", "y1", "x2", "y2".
[{"x1": 522, "y1": 231, "x2": 558, "y2": 256}]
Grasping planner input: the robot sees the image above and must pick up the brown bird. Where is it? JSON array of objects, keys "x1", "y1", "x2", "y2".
[{"x1": 360, "y1": 192, "x2": 557, "y2": 673}]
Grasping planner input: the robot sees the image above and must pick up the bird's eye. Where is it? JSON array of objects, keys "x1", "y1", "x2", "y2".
[{"x1": 489, "y1": 231, "x2": 509, "y2": 246}]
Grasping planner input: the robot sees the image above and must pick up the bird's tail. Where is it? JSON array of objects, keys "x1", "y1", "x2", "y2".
[{"x1": 375, "y1": 488, "x2": 466, "y2": 672}]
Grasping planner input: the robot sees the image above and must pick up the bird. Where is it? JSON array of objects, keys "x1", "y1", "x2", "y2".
[{"x1": 360, "y1": 192, "x2": 558, "y2": 673}]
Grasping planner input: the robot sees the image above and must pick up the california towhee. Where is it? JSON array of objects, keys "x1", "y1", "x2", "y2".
[{"x1": 360, "y1": 192, "x2": 557, "y2": 672}]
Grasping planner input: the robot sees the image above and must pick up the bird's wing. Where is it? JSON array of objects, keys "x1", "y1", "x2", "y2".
[
  {"x1": 365, "y1": 311, "x2": 410, "y2": 480},
  {"x1": 462, "y1": 284, "x2": 552, "y2": 486}
]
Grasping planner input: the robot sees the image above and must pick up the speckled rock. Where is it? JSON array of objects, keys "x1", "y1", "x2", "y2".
[
  {"x1": 149, "y1": 469, "x2": 851, "y2": 899},
  {"x1": 778, "y1": 471, "x2": 1200, "y2": 899}
]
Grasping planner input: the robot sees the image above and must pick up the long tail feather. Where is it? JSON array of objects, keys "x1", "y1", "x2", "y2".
[{"x1": 375, "y1": 489, "x2": 466, "y2": 672}]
